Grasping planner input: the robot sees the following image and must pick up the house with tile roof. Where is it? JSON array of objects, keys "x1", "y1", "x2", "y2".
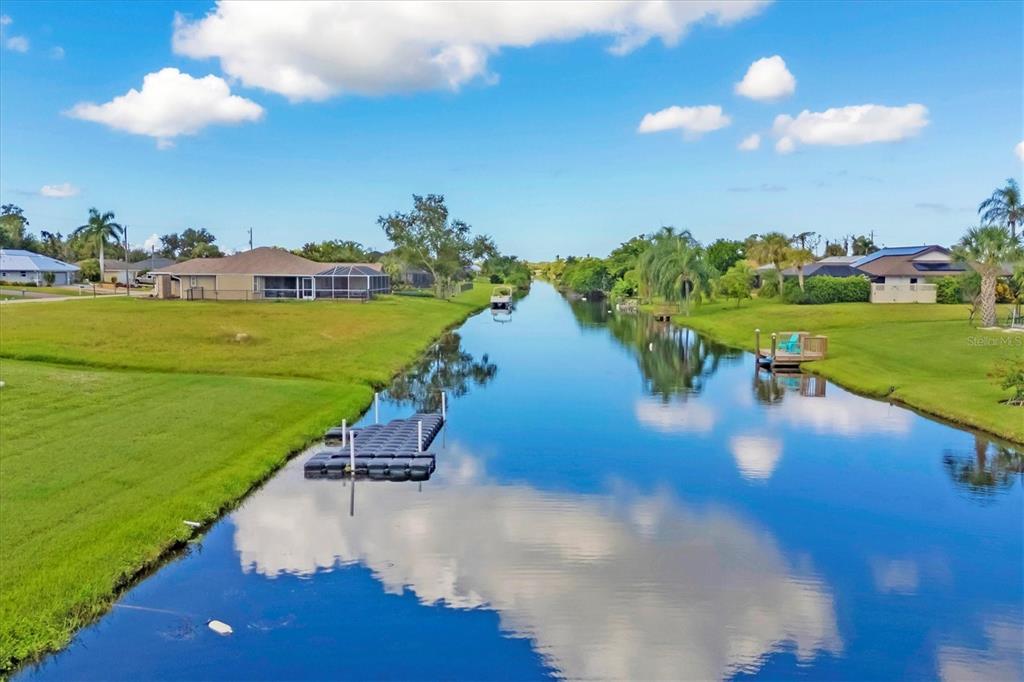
[
  {"x1": 150, "y1": 247, "x2": 390, "y2": 300},
  {"x1": 852, "y1": 245, "x2": 966, "y2": 303}
]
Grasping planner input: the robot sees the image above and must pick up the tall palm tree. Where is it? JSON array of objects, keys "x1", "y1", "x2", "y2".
[
  {"x1": 638, "y1": 229, "x2": 715, "y2": 315},
  {"x1": 746, "y1": 232, "x2": 791, "y2": 293},
  {"x1": 978, "y1": 178, "x2": 1022, "y2": 240},
  {"x1": 73, "y1": 208, "x2": 123, "y2": 277},
  {"x1": 953, "y1": 225, "x2": 1023, "y2": 327},
  {"x1": 788, "y1": 247, "x2": 816, "y2": 291}
]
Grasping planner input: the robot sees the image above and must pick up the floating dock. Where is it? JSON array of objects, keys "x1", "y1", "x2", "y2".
[{"x1": 305, "y1": 413, "x2": 443, "y2": 481}]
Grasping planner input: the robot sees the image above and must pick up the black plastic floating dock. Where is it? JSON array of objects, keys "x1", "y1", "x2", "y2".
[{"x1": 304, "y1": 413, "x2": 443, "y2": 481}]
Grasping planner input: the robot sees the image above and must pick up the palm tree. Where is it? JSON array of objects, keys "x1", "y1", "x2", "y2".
[
  {"x1": 787, "y1": 247, "x2": 816, "y2": 291},
  {"x1": 747, "y1": 232, "x2": 791, "y2": 293},
  {"x1": 978, "y1": 178, "x2": 1022, "y2": 240},
  {"x1": 953, "y1": 225, "x2": 1023, "y2": 327},
  {"x1": 73, "y1": 208, "x2": 123, "y2": 277},
  {"x1": 638, "y1": 229, "x2": 715, "y2": 315}
]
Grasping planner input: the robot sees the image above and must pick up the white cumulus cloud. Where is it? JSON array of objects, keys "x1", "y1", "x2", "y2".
[
  {"x1": 1015, "y1": 140, "x2": 1024, "y2": 161},
  {"x1": 172, "y1": 1, "x2": 769, "y2": 101},
  {"x1": 772, "y1": 103, "x2": 928, "y2": 153},
  {"x1": 738, "y1": 133, "x2": 761, "y2": 151},
  {"x1": 142, "y1": 233, "x2": 161, "y2": 251},
  {"x1": 735, "y1": 55, "x2": 795, "y2": 100},
  {"x1": 0, "y1": 15, "x2": 11, "y2": 26},
  {"x1": 5, "y1": 35, "x2": 28, "y2": 52},
  {"x1": 637, "y1": 105, "x2": 731, "y2": 139},
  {"x1": 67, "y1": 67, "x2": 264, "y2": 148},
  {"x1": 39, "y1": 183, "x2": 80, "y2": 198}
]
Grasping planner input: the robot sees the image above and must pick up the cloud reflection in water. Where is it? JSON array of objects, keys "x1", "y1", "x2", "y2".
[{"x1": 232, "y1": 450, "x2": 841, "y2": 679}]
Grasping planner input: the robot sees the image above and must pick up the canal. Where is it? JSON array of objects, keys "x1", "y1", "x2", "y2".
[{"x1": 22, "y1": 282, "x2": 1022, "y2": 680}]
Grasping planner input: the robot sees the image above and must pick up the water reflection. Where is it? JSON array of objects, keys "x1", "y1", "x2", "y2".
[
  {"x1": 938, "y1": 614, "x2": 1023, "y2": 681},
  {"x1": 569, "y1": 300, "x2": 738, "y2": 399},
  {"x1": 752, "y1": 369, "x2": 826, "y2": 404},
  {"x1": 943, "y1": 435, "x2": 1023, "y2": 500},
  {"x1": 233, "y1": 453, "x2": 842, "y2": 680},
  {"x1": 386, "y1": 332, "x2": 497, "y2": 412}
]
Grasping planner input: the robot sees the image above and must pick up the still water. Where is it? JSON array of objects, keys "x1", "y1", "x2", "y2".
[{"x1": 23, "y1": 283, "x2": 1023, "y2": 680}]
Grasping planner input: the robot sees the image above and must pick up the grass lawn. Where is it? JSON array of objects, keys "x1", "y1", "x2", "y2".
[
  {"x1": 0, "y1": 283, "x2": 491, "y2": 671},
  {"x1": 673, "y1": 299, "x2": 1023, "y2": 443}
]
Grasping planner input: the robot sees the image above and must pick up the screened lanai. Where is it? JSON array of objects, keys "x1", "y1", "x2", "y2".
[{"x1": 313, "y1": 264, "x2": 391, "y2": 299}]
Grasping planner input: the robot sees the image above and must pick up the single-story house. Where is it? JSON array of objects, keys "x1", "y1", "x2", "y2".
[
  {"x1": 0, "y1": 248, "x2": 79, "y2": 285},
  {"x1": 151, "y1": 247, "x2": 390, "y2": 300},
  {"x1": 102, "y1": 256, "x2": 176, "y2": 284},
  {"x1": 853, "y1": 245, "x2": 966, "y2": 303}
]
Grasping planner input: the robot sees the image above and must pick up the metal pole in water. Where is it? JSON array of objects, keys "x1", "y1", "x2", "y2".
[
  {"x1": 417, "y1": 420, "x2": 423, "y2": 453},
  {"x1": 349, "y1": 435, "x2": 356, "y2": 477},
  {"x1": 754, "y1": 328, "x2": 761, "y2": 365},
  {"x1": 441, "y1": 391, "x2": 446, "y2": 422},
  {"x1": 374, "y1": 392, "x2": 379, "y2": 424},
  {"x1": 770, "y1": 333, "x2": 777, "y2": 370},
  {"x1": 341, "y1": 419, "x2": 347, "y2": 446}
]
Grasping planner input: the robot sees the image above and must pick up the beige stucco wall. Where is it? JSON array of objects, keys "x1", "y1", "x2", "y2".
[
  {"x1": 870, "y1": 283, "x2": 937, "y2": 303},
  {"x1": 215, "y1": 273, "x2": 255, "y2": 293}
]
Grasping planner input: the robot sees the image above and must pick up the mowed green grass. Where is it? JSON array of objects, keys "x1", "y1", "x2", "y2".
[
  {"x1": 0, "y1": 284, "x2": 490, "y2": 671},
  {"x1": 674, "y1": 300, "x2": 1023, "y2": 443},
  {"x1": 1, "y1": 292, "x2": 490, "y2": 384}
]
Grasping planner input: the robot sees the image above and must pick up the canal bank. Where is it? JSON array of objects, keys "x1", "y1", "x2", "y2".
[
  {"x1": 665, "y1": 300, "x2": 1023, "y2": 444},
  {"x1": 0, "y1": 283, "x2": 494, "y2": 672},
  {"x1": 18, "y1": 282, "x2": 1022, "y2": 680}
]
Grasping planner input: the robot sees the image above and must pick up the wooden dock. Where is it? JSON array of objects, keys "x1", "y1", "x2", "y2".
[{"x1": 755, "y1": 330, "x2": 828, "y2": 369}]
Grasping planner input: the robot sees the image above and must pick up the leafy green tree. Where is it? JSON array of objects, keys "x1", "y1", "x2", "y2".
[
  {"x1": 953, "y1": 225, "x2": 1023, "y2": 327},
  {"x1": 978, "y1": 178, "x2": 1022, "y2": 240},
  {"x1": 606, "y1": 235, "x2": 653, "y2": 279},
  {"x1": 610, "y1": 269, "x2": 640, "y2": 301},
  {"x1": 470, "y1": 234, "x2": 498, "y2": 260},
  {"x1": 294, "y1": 239, "x2": 371, "y2": 262},
  {"x1": 72, "y1": 208, "x2": 123, "y2": 276},
  {"x1": 78, "y1": 258, "x2": 100, "y2": 282},
  {"x1": 791, "y1": 231, "x2": 818, "y2": 251},
  {"x1": 159, "y1": 228, "x2": 221, "y2": 259},
  {"x1": 705, "y1": 238, "x2": 745, "y2": 274},
  {"x1": 823, "y1": 241, "x2": 847, "y2": 257},
  {"x1": 718, "y1": 261, "x2": 755, "y2": 306},
  {"x1": 378, "y1": 194, "x2": 475, "y2": 298},
  {"x1": 637, "y1": 228, "x2": 716, "y2": 315},
  {"x1": 38, "y1": 231, "x2": 67, "y2": 260},
  {"x1": 561, "y1": 256, "x2": 609, "y2": 295},
  {"x1": 158, "y1": 233, "x2": 183, "y2": 258},
  {"x1": 746, "y1": 232, "x2": 791, "y2": 294},
  {"x1": 851, "y1": 234, "x2": 878, "y2": 256},
  {"x1": 0, "y1": 204, "x2": 36, "y2": 250}
]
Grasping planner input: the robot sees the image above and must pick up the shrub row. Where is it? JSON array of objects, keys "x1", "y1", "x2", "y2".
[{"x1": 783, "y1": 275, "x2": 871, "y2": 304}]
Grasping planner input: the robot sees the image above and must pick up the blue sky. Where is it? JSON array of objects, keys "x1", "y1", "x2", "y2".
[{"x1": 1, "y1": 1, "x2": 1021, "y2": 260}]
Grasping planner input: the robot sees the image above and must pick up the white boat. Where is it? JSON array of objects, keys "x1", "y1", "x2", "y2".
[{"x1": 490, "y1": 285, "x2": 513, "y2": 311}]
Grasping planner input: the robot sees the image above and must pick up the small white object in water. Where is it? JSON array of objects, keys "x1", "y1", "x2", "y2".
[
  {"x1": 208, "y1": 619, "x2": 233, "y2": 636},
  {"x1": 183, "y1": 520, "x2": 201, "y2": 528}
]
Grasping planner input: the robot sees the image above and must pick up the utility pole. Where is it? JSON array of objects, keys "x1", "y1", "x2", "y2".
[{"x1": 248, "y1": 227, "x2": 253, "y2": 251}]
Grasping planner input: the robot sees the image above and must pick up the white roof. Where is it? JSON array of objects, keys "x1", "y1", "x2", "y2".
[{"x1": 0, "y1": 249, "x2": 79, "y2": 273}]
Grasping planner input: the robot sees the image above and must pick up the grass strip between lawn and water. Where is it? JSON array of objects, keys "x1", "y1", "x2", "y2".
[
  {"x1": 0, "y1": 283, "x2": 491, "y2": 671},
  {"x1": 668, "y1": 298, "x2": 1023, "y2": 444}
]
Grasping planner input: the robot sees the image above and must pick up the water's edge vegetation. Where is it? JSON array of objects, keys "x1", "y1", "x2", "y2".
[{"x1": 0, "y1": 283, "x2": 493, "y2": 672}]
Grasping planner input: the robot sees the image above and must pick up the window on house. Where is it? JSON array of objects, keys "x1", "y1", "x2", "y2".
[
  {"x1": 20, "y1": 272, "x2": 26, "y2": 277},
  {"x1": 190, "y1": 276, "x2": 198, "y2": 286},
  {"x1": 910, "y1": 277, "x2": 918, "y2": 284}
]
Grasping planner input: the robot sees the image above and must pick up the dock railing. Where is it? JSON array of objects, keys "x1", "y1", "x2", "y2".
[{"x1": 756, "y1": 329, "x2": 828, "y2": 367}]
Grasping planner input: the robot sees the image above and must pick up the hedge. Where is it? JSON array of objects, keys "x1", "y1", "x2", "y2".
[
  {"x1": 935, "y1": 276, "x2": 961, "y2": 304},
  {"x1": 784, "y1": 275, "x2": 871, "y2": 304}
]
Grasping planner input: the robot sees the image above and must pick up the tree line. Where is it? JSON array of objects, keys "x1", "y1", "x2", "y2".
[{"x1": 540, "y1": 177, "x2": 1023, "y2": 327}]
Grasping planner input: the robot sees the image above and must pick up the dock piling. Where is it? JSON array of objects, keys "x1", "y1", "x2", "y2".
[
  {"x1": 341, "y1": 419, "x2": 347, "y2": 446},
  {"x1": 770, "y1": 333, "x2": 777, "y2": 370},
  {"x1": 754, "y1": 328, "x2": 761, "y2": 365},
  {"x1": 418, "y1": 420, "x2": 423, "y2": 453},
  {"x1": 374, "y1": 392, "x2": 379, "y2": 424},
  {"x1": 441, "y1": 391, "x2": 446, "y2": 422},
  {"x1": 349, "y1": 435, "x2": 356, "y2": 477}
]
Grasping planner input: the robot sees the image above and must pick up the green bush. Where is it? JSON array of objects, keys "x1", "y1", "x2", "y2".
[
  {"x1": 782, "y1": 278, "x2": 807, "y2": 304},
  {"x1": 784, "y1": 276, "x2": 870, "y2": 304},
  {"x1": 935, "y1": 276, "x2": 962, "y2": 304},
  {"x1": 758, "y1": 277, "x2": 780, "y2": 298}
]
